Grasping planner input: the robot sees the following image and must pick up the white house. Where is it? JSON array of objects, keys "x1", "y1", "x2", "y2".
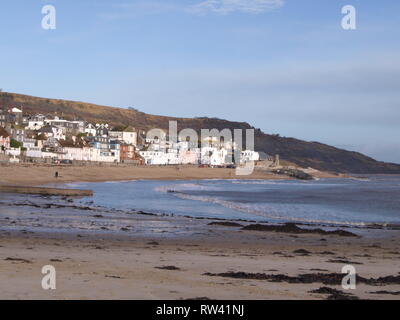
[
  {"x1": 139, "y1": 150, "x2": 168, "y2": 165},
  {"x1": 23, "y1": 138, "x2": 36, "y2": 149},
  {"x1": 165, "y1": 149, "x2": 180, "y2": 165},
  {"x1": 61, "y1": 146, "x2": 91, "y2": 161},
  {"x1": 178, "y1": 149, "x2": 200, "y2": 165},
  {"x1": 200, "y1": 147, "x2": 229, "y2": 166},
  {"x1": 26, "y1": 147, "x2": 42, "y2": 158},
  {"x1": 84, "y1": 123, "x2": 96, "y2": 136},
  {"x1": 109, "y1": 127, "x2": 137, "y2": 146},
  {"x1": 95, "y1": 123, "x2": 109, "y2": 137},
  {"x1": 45, "y1": 117, "x2": 85, "y2": 134},
  {"x1": 38, "y1": 125, "x2": 66, "y2": 140},
  {"x1": 26, "y1": 120, "x2": 45, "y2": 130},
  {"x1": 9, "y1": 127, "x2": 25, "y2": 143},
  {"x1": 5, "y1": 148, "x2": 21, "y2": 157},
  {"x1": 89, "y1": 147, "x2": 120, "y2": 163},
  {"x1": 241, "y1": 150, "x2": 260, "y2": 163},
  {"x1": 9, "y1": 107, "x2": 23, "y2": 125}
]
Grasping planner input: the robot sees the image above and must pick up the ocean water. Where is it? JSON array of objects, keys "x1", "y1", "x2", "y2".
[{"x1": 66, "y1": 175, "x2": 400, "y2": 227}]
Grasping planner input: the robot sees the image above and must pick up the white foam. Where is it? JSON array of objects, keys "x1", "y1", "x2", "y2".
[
  {"x1": 230, "y1": 180, "x2": 317, "y2": 186},
  {"x1": 349, "y1": 177, "x2": 371, "y2": 182},
  {"x1": 170, "y1": 191, "x2": 367, "y2": 227},
  {"x1": 231, "y1": 180, "x2": 282, "y2": 185},
  {"x1": 154, "y1": 183, "x2": 217, "y2": 193},
  {"x1": 103, "y1": 180, "x2": 136, "y2": 184}
]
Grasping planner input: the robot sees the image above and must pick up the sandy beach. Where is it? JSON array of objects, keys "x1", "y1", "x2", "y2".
[
  {"x1": 1, "y1": 221, "x2": 399, "y2": 300},
  {"x1": 0, "y1": 163, "x2": 343, "y2": 186}
]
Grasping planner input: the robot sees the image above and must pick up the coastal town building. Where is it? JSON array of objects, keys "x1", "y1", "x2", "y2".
[
  {"x1": 120, "y1": 143, "x2": 143, "y2": 164},
  {"x1": 179, "y1": 149, "x2": 200, "y2": 165},
  {"x1": 0, "y1": 109, "x2": 262, "y2": 166},
  {"x1": 0, "y1": 110, "x2": 6, "y2": 128},
  {"x1": 26, "y1": 120, "x2": 45, "y2": 130},
  {"x1": 95, "y1": 124, "x2": 109, "y2": 137},
  {"x1": 0, "y1": 108, "x2": 22, "y2": 127},
  {"x1": 9, "y1": 107, "x2": 23, "y2": 125},
  {"x1": 22, "y1": 138, "x2": 36, "y2": 148},
  {"x1": 38, "y1": 125, "x2": 66, "y2": 140},
  {"x1": 25, "y1": 114, "x2": 46, "y2": 130},
  {"x1": 9, "y1": 127, "x2": 25, "y2": 143},
  {"x1": 59, "y1": 139, "x2": 91, "y2": 162},
  {"x1": 139, "y1": 150, "x2": 168, "y2": 165},
  {"x1": 241, "y1": 150, "x2": 260, "y2": 164},
  {"x1": 0, "y1": 127, "x2": 11, "y2": 150},
  {"x1": 200, "y1": 147, "x2": 230, "y2": 166},
  {"x1": 84, "y1": 123, "x2": 96, "y2": 136},
  {"x1": 109, "y1": 127, "x2": 137, "y2": 146},
  {"x1": 86, "y1": 134, "x2": 120, "y2": 163},
  {"x1": 44, "y1": 117, "x2": 85, "y2": 135}
]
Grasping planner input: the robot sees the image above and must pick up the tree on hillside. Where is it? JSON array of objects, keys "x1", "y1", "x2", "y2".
[{"x1": 112, "y1": 125, "x2": 128, "y2": 131}]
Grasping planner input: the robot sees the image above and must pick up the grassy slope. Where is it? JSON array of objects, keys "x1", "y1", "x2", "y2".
[{"x1": 1, "y1": 91, "x2": 399, "y2": 173}]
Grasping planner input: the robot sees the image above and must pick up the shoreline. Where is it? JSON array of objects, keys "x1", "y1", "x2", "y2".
[
  {"x1": 4, "y1": 188, "x2": 398, "y2": 231},
  {"x1": 0, "y1": 163, "x2": 346, "y2": 187},
  {"x1": 1, "y1": 167, "x2": 398, "y2": 231}
]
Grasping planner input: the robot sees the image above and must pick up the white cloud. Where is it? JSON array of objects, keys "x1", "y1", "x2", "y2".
[
  {"x1": 97, "y1": 0, "x2": 285, "y2": 19},
  {"x1": 188, "y1": 0, "x2": 285, "y2": 15}
]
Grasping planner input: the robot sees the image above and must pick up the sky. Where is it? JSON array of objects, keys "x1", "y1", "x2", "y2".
[{"x1": 1, "y1": 0, "x2": 400, "y2": 163}]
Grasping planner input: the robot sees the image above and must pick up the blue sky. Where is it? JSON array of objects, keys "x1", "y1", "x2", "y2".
[{"x1": 1, "y1": 0, "x2": 400, "y2": 162}]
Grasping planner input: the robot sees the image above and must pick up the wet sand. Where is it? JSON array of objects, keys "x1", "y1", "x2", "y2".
[
  {"x1": 0, "y1": 185, "x2": 93, "y2": 196},
  {"x1": 0, "y1": 215, "x2": 399, "y2": 300}
]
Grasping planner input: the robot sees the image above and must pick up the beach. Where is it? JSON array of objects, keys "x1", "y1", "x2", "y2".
[
  {"x1": 0, "y1": 164, "x2": 399, "y2": 300},
  {"x1": 0, "y1": 163, "x2": 342, "y2": 186},
  {"x1": 1, "y1": 221, "x2": 399, "y2": 300}
]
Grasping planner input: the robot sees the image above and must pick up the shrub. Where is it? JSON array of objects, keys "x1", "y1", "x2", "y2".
[{"x1": 10, "y1": 139, "x2": 23, "y2": 148}]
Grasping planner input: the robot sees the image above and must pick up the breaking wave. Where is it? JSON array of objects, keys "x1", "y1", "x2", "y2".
[
  {"x1": 230, "y1": 180, "x2": 283, "y2": 185},
  {"x1": 154, "y1": 183, "x2": 218, "y2": 193},
  {"x1": 169, "y1": 191, "x2": 367, "y2": 227},
  {"x1": 230, "y1": 179, "x2": 347, "y2": 187}
]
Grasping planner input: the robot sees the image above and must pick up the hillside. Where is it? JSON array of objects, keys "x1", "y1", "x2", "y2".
[{"x1": 1, "y1": 91, "x2": 399, "y2": 173}]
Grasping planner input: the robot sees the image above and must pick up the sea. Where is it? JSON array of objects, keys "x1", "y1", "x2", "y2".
[{"x1": 61, "y1": 175, "x2": 400, "y2": 227}]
